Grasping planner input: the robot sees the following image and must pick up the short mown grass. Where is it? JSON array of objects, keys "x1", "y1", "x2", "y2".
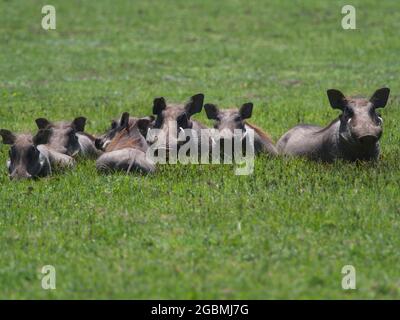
[{"x1": 1, "y1": 0, "x2": 400, "y2": 299}]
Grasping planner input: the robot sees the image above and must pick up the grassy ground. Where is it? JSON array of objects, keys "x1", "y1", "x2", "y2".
[{"x1": 1, "y1": 0, "x2": 400, "y2": 299}]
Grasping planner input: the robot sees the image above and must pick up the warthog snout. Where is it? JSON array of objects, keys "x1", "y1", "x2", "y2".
[
  {"x1": 10, "y1": 169, "x2": 32, "y2": 180},
  {"x1": 358, "y1": 134, "x2": 379, "y2": 145}
]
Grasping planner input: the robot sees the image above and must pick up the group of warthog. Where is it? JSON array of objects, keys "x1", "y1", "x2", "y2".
[{"x1": 0, "y1": 87, "x2": 390, "y2": 180}]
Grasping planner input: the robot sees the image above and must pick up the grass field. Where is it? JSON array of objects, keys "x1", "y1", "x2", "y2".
[{"x1": 1, "y1": 0, "x2": 400, "y2": 299}]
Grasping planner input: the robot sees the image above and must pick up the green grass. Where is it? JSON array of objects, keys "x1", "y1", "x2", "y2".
[{"x1": 1, "y1": 0, "x2": 400, "y2": 299}]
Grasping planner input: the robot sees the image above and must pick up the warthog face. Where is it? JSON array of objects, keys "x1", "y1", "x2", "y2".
[
  {"x1": 95, "y1": 113, "x2": 154, "y2": 152},
  {"x1": 204, "y1": 102, "x2": 253, "y2": 139},
  {"x1": 0, "y1": 129, "x2": 51, "y2": 180},
  {"x1": 35, "y1": 117, "x2": 86, "y2": 156},
  {"x1": 147, "y1": 94, "x2": 204, "y2": 153},
  {"x1": 327, "y1": 88, "x2": 390, "y2": 147},
  {"x1": 204, "y1": 102, "x2": 253, "y2": 152}
]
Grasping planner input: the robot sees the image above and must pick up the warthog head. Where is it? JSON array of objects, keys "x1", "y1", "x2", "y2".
[
  {"x1": 35, "y1": 117, "x2": 87, "y2": 156},
  {"x1": 0, "y1": 129, "x2": 51, "y2": 180},
  {"x1": 95, "y1": 112, "x2": 154, "y2": 152},
  {"x1": 327, "y1": 88, "x2": 390, "y2": 147},
  {"x1": 204, "y1": 102, "x2": 253, "y2": 150},
  {"x1": 147, "y1": 93, "x2": 204, "y2": 153}
]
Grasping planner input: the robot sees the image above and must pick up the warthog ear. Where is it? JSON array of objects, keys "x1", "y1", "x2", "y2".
[
  {"x1": 370, "y1": 88, "x2": 390, "y2": 108},
  {"x1": 120, "y1": 112, "x2": 130, "y2": 129},
  {"x1": 153, "y1": 97, "x2": 166, "y2": 115},
  {"x1": 204, "y1": 104, "x2": 219, "y2": 120},
  {"x1": 239, "y1": 102, "x2": 253, "y2": 119},
  {"x1": 111, "y1": 120, "x2": 118, "y2": 129},
  {"x1": 35, "y1": 118, "x2": 51, "y2": 129},
  {"x1": 177, "y1": 113, "x2": 189, "y2": 129},
  {"x1": 327, "y1": 89, "x2": 347, "y2": 110},
  {"x1": 33, "y1": 129, "x2": 52, "y2": 146},
  {"x1": 137, "y1": 117, "x2": 154, "y2": 134},
  {"x1": 185, "y1": 93, "x2": 204, "y2": 117},
  {"x1": 72, "y1": 117, "x2": 87, "y2": 132},
  {"x1": 0, "y1": 129, "x2": 16, "y2": 145}
]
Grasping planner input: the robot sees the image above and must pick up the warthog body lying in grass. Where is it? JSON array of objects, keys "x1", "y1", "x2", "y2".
[
  {"x1": 95, "y1": 112, "x2": 155, "y2": 174},
  {"x1": 35, "y1": 117, "x2": 99, "y2": 158},
  {"x1": 204, "y1": 102, "x2": 278, "y2": 156},
  {"x1": 277, "y1": 88, "x2": 390, "y2": 162},
  {"x1": 147, "y1": 93, "x2": 207, "y2": 156},
  {"x1": 0, "y1": 129, "x2": 75, "y2": 180}
]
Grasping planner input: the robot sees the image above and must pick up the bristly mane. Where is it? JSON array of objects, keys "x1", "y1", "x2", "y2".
[
  {"x1": 244, "y1": 122, "x2": 275, "y2": 144},
  {"x1": 105, "y1": 127, "x2": 142, "y2": 152},
  {"x1": 78, "y1": 132, "x2": 97, "y2": 141},
  {"x1": 314, "y1": 118, "x2": 340, "y2": 134}
]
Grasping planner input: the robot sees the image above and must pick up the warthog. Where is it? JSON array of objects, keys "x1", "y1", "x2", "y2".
[
  {"x1": 35, "y1": 117, "x2": 99, "y2": 158},
  {"x1": 0, "y1": 129, "x2": 75, "y2": 180},
  {"x1": 276, "y1": 88, "x2": 390, "y2": 161},
  {"x1": 95, "y1": 112, "x2": 155, "y2": 174},
  {"x1": 147, "y1": 93, "x2": 207, "y2": 156},
  {"x1": 204, "y1": 102, "x2": 278, "y2": 156}
]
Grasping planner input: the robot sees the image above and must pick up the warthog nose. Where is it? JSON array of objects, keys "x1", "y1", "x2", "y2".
[
  {"x1": 358, "y1": 135, "x2": 378, "y2": 145},
  {"x1": 10, "y1": 172, "x2": 32, "y2": 180}
]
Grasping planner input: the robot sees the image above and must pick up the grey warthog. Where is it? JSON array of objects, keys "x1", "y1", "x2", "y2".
[
  {"x1": 276, "y1": 88, "x2": 390, "y2": 162},
  {"x1": 0, "y1": 129, "x2": 75, "y2": 180},
  {"x1": 147, "y1": 93, "x2": 207, "y2": 156},
  {"x1": 204, "y1": 102, "x2": 278, "y2": 156},
  {"x1": 95, "y1": 112, "x2": 155, "y2": 174},
  {"x1": 35, "y1": 117, "x2": 99, "y2": 158}
]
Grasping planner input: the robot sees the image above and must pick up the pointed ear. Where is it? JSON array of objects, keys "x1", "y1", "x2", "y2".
[
  {"x1": 185, "y1": 93, "x2": 204, "y2": 117},
  {"x1": 153, "y1": 97, "x2": 166, "y2": 115},
  {"x1": 370, "y1": 87, "x2": 390, "y2": 108},
  {"x1": 0, "y1": 129, "x2": 16, "y2": 145},
  {"x1": 204, "y1": 104, "x2": 219, "y2": 120},
  {"x1": 327, "y1": 89, "x2": 347, "y2": 110},
  {"x1": 35, "y1": 118, "x2": 51, "y2": 129},
  {"x1": 111, "y1": 120, "x2": 118, "y2": 129},
  {"x1": 72, "y1": 117, "x2": 86, "y2": 132},
  {"x1": 33, "y1": 129, "x2": 52, "y2": 146},
  {"x1": 239, "y1": 102, "x2": 253, "y2": 119},
  {"x1": 120, "y1": 112, "x2": 130, "y2": 129}
]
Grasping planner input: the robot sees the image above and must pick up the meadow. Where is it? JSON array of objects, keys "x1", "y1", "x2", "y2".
[{"x1": 0, "y1": 0, "x2": 400, "y2": 299}]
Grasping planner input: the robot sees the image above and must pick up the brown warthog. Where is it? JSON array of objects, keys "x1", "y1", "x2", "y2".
[
  {"x1": 276, "y1": 88, "x2": 390, "y2": 161},
  {"x1": 0, "y1": 129, "x2": 75, "y2": 180},
  {"x1": 204, "y1": 102, "x2": 278, "y2": 156},
  {"x1": 147, "y1": 93, "x2": 207, "y2": 156},
  {"x1": 35, "y1": 117, "x2": 99, "y2": 158},
  {"x1": 95, "y1": 112, "x2": 155, "y2": 174}
]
